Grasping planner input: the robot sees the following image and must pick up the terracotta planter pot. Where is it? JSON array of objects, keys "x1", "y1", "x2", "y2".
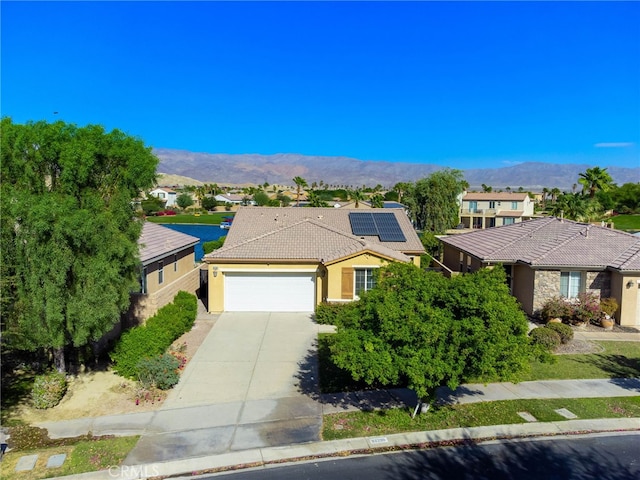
[{"x1": 600, "y1": 317, "x2": 614, "y2": 331}]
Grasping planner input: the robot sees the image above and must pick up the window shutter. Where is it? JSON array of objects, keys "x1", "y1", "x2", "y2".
[{"x1": 341, "y1": 267, "x2": 354, "y2": 299}]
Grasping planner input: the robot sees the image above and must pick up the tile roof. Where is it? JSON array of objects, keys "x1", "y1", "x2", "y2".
[
  {"x1": 463, "y1": 192, "x2": 529, "y2": 201},
  {"x1": 440, "y1": 217, "x2": 640, "y2": 271},
  {"x1": 139, "y1": 222, "x2": 200, "y2": 265},
  {"x1": 205, "y1": 206, "x2": 424, "y2": 262}
]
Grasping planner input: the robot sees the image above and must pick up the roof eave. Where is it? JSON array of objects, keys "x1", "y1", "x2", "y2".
[
  {"x1": 203, "y1": 257, "x2": 320, "y2": 265},
  {"x1": 141, "y1": 241, "x2": 199, "y2": 266}
]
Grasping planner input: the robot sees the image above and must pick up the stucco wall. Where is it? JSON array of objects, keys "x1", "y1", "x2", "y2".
[
  {"x1": 611, "y1": 271, "x2": 640, "y2": 326},
  {"x1": 326, "y1": 253, "x2": 390, "y2": 302},
  {"x1": 128, "y1": 265, "x2": 202, "y2": 324},
  {"x1": 512, "y1": 265, "x2": 535, "y2": 315},
  {"x1": 144, "y1": 247, "x2": 196, "y2": 295}
]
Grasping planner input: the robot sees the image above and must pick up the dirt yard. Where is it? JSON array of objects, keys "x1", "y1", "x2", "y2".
[{"x1": 15, "y1": 315, "x2": 216, "y2": 425}]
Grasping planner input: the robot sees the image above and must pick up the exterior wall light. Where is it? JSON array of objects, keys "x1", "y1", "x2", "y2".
[
  {"x1": 627, "y1": 280, "x2": 635, "y2": 289},
  {"x1": 213, "y1": 266, "x2": 219, "y2": 278}
]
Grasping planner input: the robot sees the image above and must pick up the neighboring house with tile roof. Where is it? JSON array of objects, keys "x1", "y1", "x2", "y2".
[
  {"x1": 215, "y1": 193, "x2": 254, "y2": 205},
  {"x1": 459, "y1": 192, "x2": 535, "y2": 230},
  {"x1": 128, "y1": 222, "x2": 201, "y2": 322},
  {"x1": 202, "y1": 207, "x2": 425, "y2": 312},
  {"x1": 439, "y1": 217, "x2": 640, "y2": 326},
  {"x1": 149, "y1": 187, "x2": 178, "y2": 207}
]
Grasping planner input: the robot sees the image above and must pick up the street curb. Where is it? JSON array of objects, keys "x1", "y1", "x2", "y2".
[{"x1": 44, "y1": 417, "x2": 640, "y2": 480}]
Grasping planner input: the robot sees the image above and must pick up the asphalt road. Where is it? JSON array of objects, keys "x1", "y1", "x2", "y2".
[{"x1": 200, "y1": 432, "x2": 640, "y2": 480}]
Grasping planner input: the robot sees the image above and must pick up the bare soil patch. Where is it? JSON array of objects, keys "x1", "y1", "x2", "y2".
[{"x1": 15, "y1": 315, "x2": 217, "y2": 425}]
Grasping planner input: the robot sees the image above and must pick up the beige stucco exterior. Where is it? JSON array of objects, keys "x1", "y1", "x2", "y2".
[
  {"x1": 126, "y1": 247, "x2": 200, "y2": 324},
  {"x1": 611, "y1": 271, "x2": 640, "y2": 326},
  {"x1": 206, "y1": 251, "x2": 420, "y2": 313}
]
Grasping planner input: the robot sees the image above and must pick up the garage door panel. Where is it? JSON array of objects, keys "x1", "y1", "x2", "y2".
[{"x1": 225, "y1": 272, "x2": 315, "y2": 312}]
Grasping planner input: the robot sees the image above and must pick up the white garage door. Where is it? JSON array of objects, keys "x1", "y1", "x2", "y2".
[{"x1": 224, "y1": 272, "x2": 316, "y2": 312}]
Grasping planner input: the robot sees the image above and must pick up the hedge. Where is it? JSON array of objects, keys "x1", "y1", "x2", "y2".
[{"x1": 111, "y1": 291, "x2": 198, "y2": 379}]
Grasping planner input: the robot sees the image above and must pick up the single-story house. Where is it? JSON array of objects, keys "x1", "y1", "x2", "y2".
[
  {"x1": 459, "y1": 192, "x2": 535, "y2": 229},
  {"x1": 203, "y1": 207, "x2": 425, "y2": 312},
  {"x1": 439, "y1": 217, "x2": 640, "y2": 326},
  {"x1": 215, "y1": 193, "x2": 250, "y2": 205},
  {"x1": 149, "y1": 187, "x2": 178, "y2": 207},
  {"x1": 128, "y1": 222, "x2": 201, "y2": 323}
]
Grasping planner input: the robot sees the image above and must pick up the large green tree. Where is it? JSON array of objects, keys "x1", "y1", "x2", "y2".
[
  {"x1": 176, "y1": 192, "x2": 194, "y2": 209},
  {"x1": 328, "y1": 263, "x2": 532, "y2": 407},
  {"x1": 578, "y1": 166, "x2": 614, "y2": 198},
  {"x1": 405, "y1": 169, "x2": 466, "y2": 232},
  {"x1": 0, "y1": 118, "x2": 158, "y2": 372}
]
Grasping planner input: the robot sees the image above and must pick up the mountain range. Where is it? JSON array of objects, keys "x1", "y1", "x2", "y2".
[{"x1": 154, "y1": 148, "x2": 639, "y2": 191}]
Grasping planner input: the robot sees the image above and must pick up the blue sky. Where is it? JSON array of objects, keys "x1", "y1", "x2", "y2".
[{"x1": 2, "y1": 1, "x2": 639, "y2": 169}]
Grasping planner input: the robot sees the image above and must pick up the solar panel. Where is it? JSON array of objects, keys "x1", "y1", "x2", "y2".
[
  {"x1": 350, "y1": 212, "x2": 406, "y2": 242},
  {"x1": 349, "y1": 212, "x2": 377, "y2": 235},
  {"x1": 374, "y1": 213, "x2": 406, "y2": 242}
]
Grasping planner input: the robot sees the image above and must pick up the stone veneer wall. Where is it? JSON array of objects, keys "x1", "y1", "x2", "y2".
[
  {"x1": 532, "y1": 269, "x2": 611, "y2": 315},
  {"x1": 585, "y1": 271, "x2": 611, "y2": 298},
  {"x1": 533, "y1": 270, "x2": 561, "y2": 314}
]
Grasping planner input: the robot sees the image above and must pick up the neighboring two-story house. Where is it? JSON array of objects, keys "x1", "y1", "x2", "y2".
[
  {"x1": 149, "y1": 187, "x2": 178, "y2": 208},
  {"x1": 459, "y1": 192, "x2": 535, "y2": 229}
]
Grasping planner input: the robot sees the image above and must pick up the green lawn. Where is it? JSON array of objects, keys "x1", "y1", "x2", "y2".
[
  {"x1": 611, "y1": 214, "x2": 640, "y2": 232},
  {"x1": 146, "y1": 212, "x2": 233, "y2": 225},
  {"x1": 322, "y1": 396, "x2": 640, "y2": 440},
  {"x1": 521, "y1": 341, "x2": 640, "y2": 381},
  {"x1": 1, "y1": 436, "x2": 139, "y2": 480}
]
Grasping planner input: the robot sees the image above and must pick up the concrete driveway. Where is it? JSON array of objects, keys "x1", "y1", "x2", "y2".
[{"x1": 125, "y1": 312, "x2": 322, "y2": 464}]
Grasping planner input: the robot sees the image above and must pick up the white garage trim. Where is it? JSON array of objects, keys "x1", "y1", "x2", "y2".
[{"x1": 224, "y1": 272, "x2": 316, "y2": 312}]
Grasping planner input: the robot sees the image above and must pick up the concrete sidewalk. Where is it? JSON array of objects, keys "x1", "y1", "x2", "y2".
[
  {"x1": 37, "y1": 378, "x2": 640, "y2": 438},
  {"x1": 46, "y1": 418, "x2": 640, "y2": 480},
  {"x1": 574, "y1": 330, "x2": 640, "y2": 342}
]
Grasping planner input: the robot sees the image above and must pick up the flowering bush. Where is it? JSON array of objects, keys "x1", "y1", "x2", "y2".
[
  {"x1": 573, "y1": 292, "x2": 602, "y2": 325},
  {"x1": 540, "y1": 296, "x2": 573, "y2": 322},
  {"x1": 31, "y1": 371, "x2": 68, "y2": 409}
]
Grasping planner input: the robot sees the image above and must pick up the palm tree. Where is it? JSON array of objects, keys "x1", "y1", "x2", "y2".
[
  {"x1": 293, "y1": 176, "x2": 308, "y2": 206},
  {"x1": 349, "y1": 188, "x2": 365, "y2": 208},
  {"x1": 194, "y1": 186, "x2": 206, "y2": 207},
  {"x1": 393, "y1": 182, "x2": 411, "y2": 204},
  {"x1": 541, "y1": 187, "x2": 549, "y2": 208},
  {"x1": 549, "y1": 193, "x2": 588, "y2": 221},
  {"x1": 550, "y1": 187, "x2": 561, "y2": 203},
  {"x1": 481, "y1": 183, "x2": 493, "y2": 193},
  {"x1": 369, "y1": 193, "x2": 384, "y2": 208},
  {"x1": 578, "y1": 166, "x2": 614, "y2": 198}
]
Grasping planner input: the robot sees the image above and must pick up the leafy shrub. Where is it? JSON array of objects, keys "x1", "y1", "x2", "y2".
[
  {"x1": 314, "y1": 302, "x2": 360, "y2": 328},
  {"x1": 31, "y1": 372, "x2": 67, "y2": 409},
  {"x1": 315, "y1": 302, "x2": 346, "y2": 325},
  {"x1": 600, "y1": 297, "x2": 619, "y2": 317},
  {"x1": 529, "y1": 327, "x2": 561, "y2": 351},
  {"x1": 137, "y1": 354, "x2": 180, "y2": 390},
  {"x1": 111, "y1": 291, "x2": 197, "y2": 379},
  {"x1": 540, "y1": 296, "x2": 573, "y2": 322},
  {"x1": 545, "y1": 322, "x2": 574, "y2": 344},
  {"x1": 573, "y1": 292, "x2": 602, "y2": 324},
  {"x1": 203, "y1": 237, "x2": 226, "y2": 254}
]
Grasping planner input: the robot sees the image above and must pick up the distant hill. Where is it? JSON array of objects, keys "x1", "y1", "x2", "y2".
[{"x1": 153, "y1": 148, "x2": 639, "y2": 190}]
